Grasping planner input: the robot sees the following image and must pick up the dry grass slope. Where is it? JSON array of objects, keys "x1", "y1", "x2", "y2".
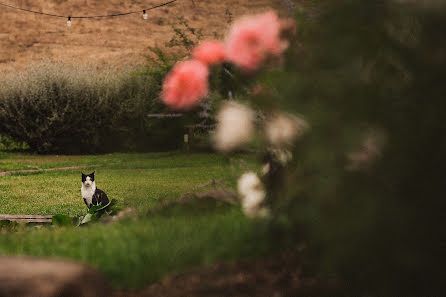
[{"x1": 0, "y1": 0, "x2": 295, "y2": 71}]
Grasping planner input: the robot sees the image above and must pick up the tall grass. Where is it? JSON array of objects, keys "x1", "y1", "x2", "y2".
[{"x1": 0, "y1": 206, "x2": 272, "y2": 289}]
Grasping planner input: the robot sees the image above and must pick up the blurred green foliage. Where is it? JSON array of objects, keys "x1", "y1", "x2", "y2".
[
  {"x1": 52, "y1": 214, "x2": 74, "y2": 227},
  {"x1": 259, "y1": 1, "x2": 446, "y2": 295}
]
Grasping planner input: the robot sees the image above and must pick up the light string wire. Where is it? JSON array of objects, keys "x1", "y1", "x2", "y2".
[{"x1": 0, "y1": 0, "x2": 177, "y2": 19}]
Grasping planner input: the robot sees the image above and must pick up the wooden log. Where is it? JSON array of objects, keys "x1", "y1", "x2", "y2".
[{"x1": 0, "y1": 214, "x2": 53, "y2": 223}]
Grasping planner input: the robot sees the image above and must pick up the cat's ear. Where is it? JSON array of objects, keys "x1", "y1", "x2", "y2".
[
  {"x1": 91, "y1": 171, "x2": 95, "y2": 176},
  {"x1": 81, "y1": 173, "x2": 86, "y2": 182}
]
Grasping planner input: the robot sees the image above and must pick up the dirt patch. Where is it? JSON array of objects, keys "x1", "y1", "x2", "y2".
[
  {"x1": 0, "y1": 165, "x2": 100, "y2": 176},
  {"x1": 112, "y1": 248, "x2": 337, "y2": 297},
  {"x1": 0, "y1": 0, "x2": 297, "y2": 71}
]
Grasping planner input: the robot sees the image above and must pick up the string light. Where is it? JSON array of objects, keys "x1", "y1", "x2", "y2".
[{"x1": 0, "y1": 0, "x2": 177, "y2": 27}]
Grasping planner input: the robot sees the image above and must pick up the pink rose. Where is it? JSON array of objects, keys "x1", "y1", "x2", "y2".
[
  {"x1": 162, "y1": 60, "x2": 209, "y2": 110},
  {"x1": 193, "y1": 41, "x2": 226, "y2": 66},
  {"x1": 225, "y1": 11, "x2": 289, "y2": 71}
]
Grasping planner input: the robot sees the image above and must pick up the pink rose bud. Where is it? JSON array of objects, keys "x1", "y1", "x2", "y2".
[
  {"x1": 193, "y1": 41, "x2": 226, "y2": 66},
  {"x1": 162, "y1": 60, "x2": 209, "y2": 110},
  {"x1": 225, "y1": 11, "x2": 289, "y2": 72}
]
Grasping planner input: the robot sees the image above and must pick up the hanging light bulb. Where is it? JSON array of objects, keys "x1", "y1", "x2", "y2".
[
  {"x1": 142, "y1": 10, "x2": 148, "y2": 20},
  {"x1": 67, "y1": 16, "x2": 72, "y2": 27}
]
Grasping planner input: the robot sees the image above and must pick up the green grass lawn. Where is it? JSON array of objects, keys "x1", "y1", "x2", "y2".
[
  {"x1": 0, "y1": 151, "x2": 272, "y2": 289},
  {"x1": 0, "y1": 151, "x2": 252, "y2": 215}
]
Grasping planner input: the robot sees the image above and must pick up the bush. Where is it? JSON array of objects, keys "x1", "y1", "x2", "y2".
[
  {"x1": 0, "y1": 63, "x2": 188, "y2": 153},
  {"x1": 259, "y1": 1, "x2": 446, "y2": 295}
]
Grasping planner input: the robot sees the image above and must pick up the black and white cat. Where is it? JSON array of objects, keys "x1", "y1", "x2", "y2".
[{"x1": 81, "y1": 171, "x2": 110, "y2": 210}]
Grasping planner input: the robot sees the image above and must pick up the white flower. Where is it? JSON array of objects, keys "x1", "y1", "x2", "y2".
[
  {"x1": 81, "y1": 213, "x2": 92, "y2": 224},
  {"x1": 265, "y1": 112, "x2": 309, "y2": 147},
  {"x1": 347, "y1": 130, "x2": 385, "y2": 171},
  {"x1": 214, "y1": 102, "x2": 255, "y2": 152},
  {"x1": 237, "y1": 172, "x2": 269, "y2": 218},
  {"x1": 261, "y1": 163, "x2": 271, "y2": 175},
  {"x1": 268, "y1": 147, "x2": 293, "y2": 166}
]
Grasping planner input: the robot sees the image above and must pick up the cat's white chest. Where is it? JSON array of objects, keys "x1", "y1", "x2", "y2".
[{"x1": 81, "y1": 184, "x2": 96, "y2": 205}]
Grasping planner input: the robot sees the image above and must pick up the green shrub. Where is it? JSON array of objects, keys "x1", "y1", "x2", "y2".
[
  {"x1": 0, "y1": 136, "x2": 29, "y2": 151},
  {"x1": 0, "y1": 63, "x2": 186, "y2": 153}
]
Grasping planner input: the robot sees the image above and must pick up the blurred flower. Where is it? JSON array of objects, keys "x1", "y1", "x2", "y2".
[
  {"x1": 251, "y1": 84, "x2": 263, "y2": 95},
  {"x1": 193, "y1": 41, "x2": 226, "y2": 66},
  {"x1": 162, "y1": 60, "x2": 209, "y2": 110},
  {"x1": 251, "y1": 84, "x2": 266, "y2": 96},
  {"x1": 265, "y1": 112, "x2": 309, "y2": 147},
  {"x1": 237, "y1": 172, "x2": 269, "y2": 218},
  {"x1": 268, "y1": 147, "x2": 293, "y2": 166},
  {"x1": 214, "y1": 102, "x2": 255, "y2": 152},
  {"x1": 225, "y1": 11, "x2": 289, "y2": 71},
  {"x1": 347, "y1": 131, "x2": 385, "y2": 171},
  {"x1": 261, "y1": 162, "x2": 271, "y2": 175}
]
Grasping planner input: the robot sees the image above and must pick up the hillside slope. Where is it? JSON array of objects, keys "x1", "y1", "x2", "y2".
[{"x1": 0, "y1": 0, "x2": 293, "y2": 70}]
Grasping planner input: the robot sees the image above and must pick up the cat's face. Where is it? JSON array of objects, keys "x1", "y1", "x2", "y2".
[{"x1": 81, "y1": 172, "x2": 95, "y2": 187}]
